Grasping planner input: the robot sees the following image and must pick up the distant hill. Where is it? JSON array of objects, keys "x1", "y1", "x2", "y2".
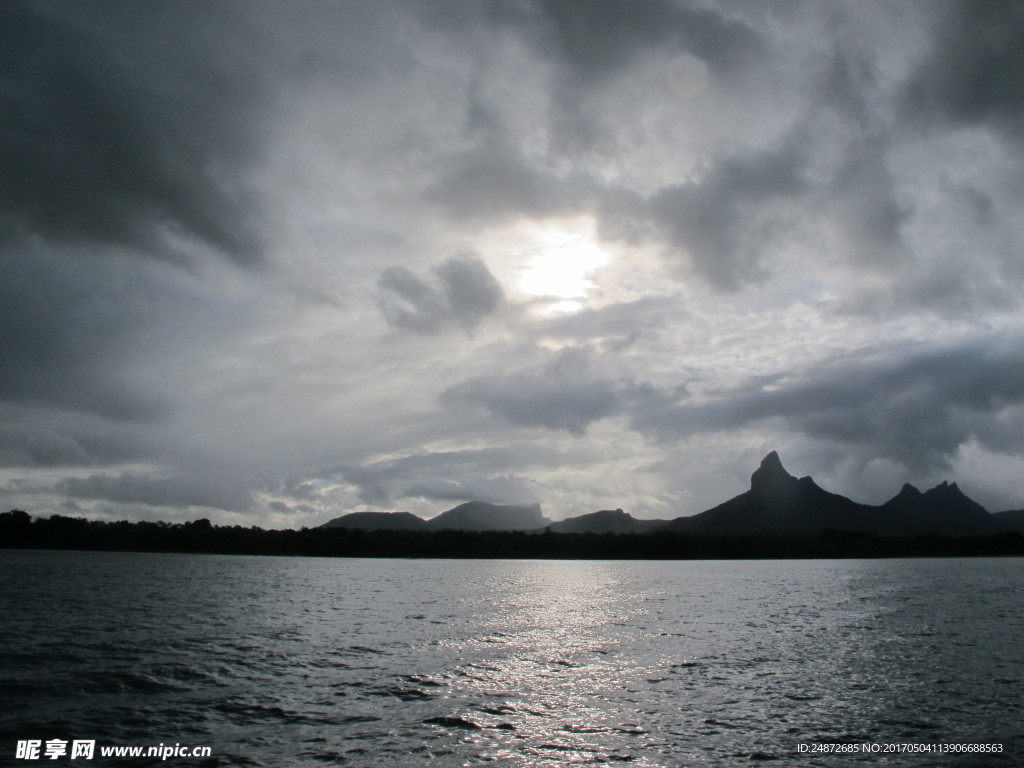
[
  {"x1": 548, "y1": 508, "x2": 667, "y2": 534},
  {"x1": 321, "y1": 511, "x2": 427, "y2": 531},
  {"x1": 664, "y1": 451, "x2": 873, "y2": 535},
  {"x1": 322, "y1": 501, "x2": 550, "y2": 532},
  {"x1": 876, "y1": 481, "x2": 1001, "y2": 536},
  {"x1": 426, "y1": 501, "x2": 550, "y2": 531},
  {"x1": 992, "y1": 508, "x2": 1024, "y2": 534}
]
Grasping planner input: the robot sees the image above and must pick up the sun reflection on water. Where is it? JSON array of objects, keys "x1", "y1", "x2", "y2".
[{"x1": 434, "y1": 562, "x2": 665, "y2": 766}]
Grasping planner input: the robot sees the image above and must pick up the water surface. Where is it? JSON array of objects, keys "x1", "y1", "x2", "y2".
[{"x1": 1, "y1": 552, "x2": 1021, "y2": 766}]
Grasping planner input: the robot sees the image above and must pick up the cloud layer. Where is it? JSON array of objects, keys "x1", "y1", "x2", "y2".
[{"x1": 3, "y1": 0, "x2": 1024, "y2": 523}]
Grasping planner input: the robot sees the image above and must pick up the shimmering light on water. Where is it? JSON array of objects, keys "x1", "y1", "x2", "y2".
[{"x1": 1, "y1": 552, "x2": 1022, "y2": 766}]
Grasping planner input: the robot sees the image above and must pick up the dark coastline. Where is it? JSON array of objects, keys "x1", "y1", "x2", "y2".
[{"x1": 3, "y1": 511, "x2": 1022, "y2": 559}]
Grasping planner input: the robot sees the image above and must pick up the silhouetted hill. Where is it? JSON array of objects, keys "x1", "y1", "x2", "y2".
[
  {"x1": 426, "y1": 501, "x2": 550, "y2": 531},
  {"x1": 877, "y1": 482, "x2": 1001, "y2": 536},
  {"x1": 663, "y1": 451, "x2": 1005, "y2": 537},
  {"x1": 548, "y1": 508, "x2": 667, "y2": 534},
  {"x1": 321, "y1": 511, "x2": 427, "y2": 531},
  {"x1": 992, "y1": 508, "x2": 1024, "y2": 534},
  {"x1": 665, "y1": 451, "x2": 874, "y2": 535},
  {"x1": 320, "y1": 502, "x2": 550, "y2": 532}
]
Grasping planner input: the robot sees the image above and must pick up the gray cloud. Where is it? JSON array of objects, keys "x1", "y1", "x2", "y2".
[
  {"x1": 441, "y1": 346, "x2": 635, "y2": 436},
  {"x1": 57, "y1": 472, "x2": 254, "y2": 512},
  {"x1": 491, "y1": 0, "x2": 763, "y2": 85},
  {"x1": 378, "y1": 253, "x2": 504, "y2": 334},
  {"x1": 332, "y1": 446, "x2": 549, "y2": 507},
  {"x1": 425, "y1": 143, "x2": 598, "y2": 222},
  {"x1": 648, "y1": 141, "x2": 808, "y2": 289},
  {"x1": 631, "y1": 337, "x2": 1024, "y2": 474},
  {"x1": 827, "y1": 137, "x2": 911, "y2": 268}
]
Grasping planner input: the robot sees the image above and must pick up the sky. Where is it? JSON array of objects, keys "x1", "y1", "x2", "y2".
[{"x1": 3, "y1": 0, "x2": 1024, "y2": 527}]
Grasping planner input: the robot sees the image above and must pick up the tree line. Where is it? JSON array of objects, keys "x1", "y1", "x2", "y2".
[{"x1": 3, "y1": 510, "x2": 1024, "y2": 559}]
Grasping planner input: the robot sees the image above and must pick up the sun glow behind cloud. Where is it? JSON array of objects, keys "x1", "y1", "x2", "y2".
[{"x1": 516, "y1": 218, "x2": 611, "y2": 313}]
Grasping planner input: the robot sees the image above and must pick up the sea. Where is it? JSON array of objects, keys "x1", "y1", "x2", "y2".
[{"x1": 1, "y1": 551, "x2": 1021, "y2": 767}]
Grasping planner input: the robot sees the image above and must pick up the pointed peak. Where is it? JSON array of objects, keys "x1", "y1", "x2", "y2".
[
  {"x1": 899, "y1": 482, "x2": 922, "y2": 496},
  {"x1": 753, "y1": 451, "x2": 790, "y2": 478},
  {"x1": 750, "y1": 450, "x2": 796, "y2": 494}
]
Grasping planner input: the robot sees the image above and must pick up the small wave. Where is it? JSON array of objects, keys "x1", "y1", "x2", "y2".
[
  {"x1": 399, "y1": 674, "x2": 446, "y2": 687},
  {"x1": 339, "y1": 715, "x2": 382, "y2": 724},
  {"x1": 344, "y1": 645, "x2": 386, "y2": 655},
  {"x1": 536, "y1": 742, "x2": 602, "y2": 754},
  {"x1": 479, "y1": 705, "x2": 516, "y2": 715},
  {"x1": 424, "y1": 716, "x2": 481, "y2": 730},
  {"x1": 559, "y1": 724, "x2": 610, "y2": 734},
  {"x1": 368, "y1": 685, "x2": 434, "y2": 701},
  {"x1": 614, "y1": 726, "x2": 648, "y2": 735},
  {"x1": 81, "y1": 672, "x2": 186, "y2": 695}
]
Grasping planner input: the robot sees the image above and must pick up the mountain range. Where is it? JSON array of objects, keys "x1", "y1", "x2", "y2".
[{"x1": 321, "y1": 452, "x2": 1024, "y2": 537}]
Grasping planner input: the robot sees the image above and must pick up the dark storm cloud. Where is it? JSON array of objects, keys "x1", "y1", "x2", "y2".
[
  {"x1": 0, "y1": 2, "x2": 271, "y2": 265},
  {"x1": 630, "y1": 337, "x2": 1024, "y2": 474},
  {"x1": 0, "y1": 247, "x2": 172, "y2": 422},
  {"x1": 0, "y1": 404, "x2": 164, "y2": 468},
  {"x1": 377, "y1": 254, "x2": 504, "y2": 334},
  {"x1": 57, "y1": 472, "x2": 254, "y2": 512},
  {"x1": 901, "y1": 0, "x2": 1024, "y2": 146},
  {"x1": 648, "y1": 141, "x2": 807, "y2": 289}
]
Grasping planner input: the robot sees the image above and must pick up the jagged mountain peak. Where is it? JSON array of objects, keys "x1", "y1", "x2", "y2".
[
  {"x1": 925, "y1": 480, "x2": 967, "y2": 499},
  {"x1": 898, "y1": 483, "x2": 923, "y2": 497}
]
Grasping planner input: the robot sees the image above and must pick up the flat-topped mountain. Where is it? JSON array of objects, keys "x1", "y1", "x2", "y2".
[
  {"x1": 426, "y1": 501, "x2": 550, "y2": 531},
  {"x1": 321, "y1": 511, "x2": 427, "y2": 531}
]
